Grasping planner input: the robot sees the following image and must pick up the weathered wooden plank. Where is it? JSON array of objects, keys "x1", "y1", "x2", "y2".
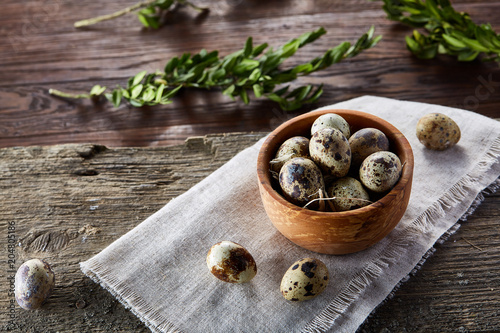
[
  {"x1": 0, "y1": 133, "x2": 265, "y2": 332},
  {"x1": 1, "y1": 134, "x2": 499, "y2": 332},
  {"x1": 1, "y1": 2, "x2": 499, "y2": 148}
]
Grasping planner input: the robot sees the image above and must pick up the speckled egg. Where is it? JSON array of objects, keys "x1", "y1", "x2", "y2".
[
  {"x1": 327, "y1": 177, "x2": 371, "y2": 211},
  {"x1": 206, "y1": 241, "x2": 257, "y2": 283},
  {"x1": 360, "y1": 151, "x2": 402, "y2": 193},
  {"x1": 416, "y1": 113, "x2": 461, "y2": 150},
  {"x1": 311, "y1": 113, "x2": 351, "y2": 138},
  {"x1": 270, "y1": 136, "x2": 310, "y2": 173},
  {"x1": 280, "y1": 258, "x2": 329, "y2": 302},
  {"x1": 349, "y1": 128, "x2": 390, "y2": 167},
  {"x1": 309, "y1": 128, "x2": 351, "y2": 179},
  {"x1": 15, "y1": 259, "x2": 55, "y2": 310},
  {"x1": 279, "y1": 157, "x2": 325, "y2": 206}
]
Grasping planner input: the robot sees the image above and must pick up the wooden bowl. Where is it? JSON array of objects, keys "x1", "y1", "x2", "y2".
[{"x1": 257, "y1": 109, "x2": 414, "y2": 255}]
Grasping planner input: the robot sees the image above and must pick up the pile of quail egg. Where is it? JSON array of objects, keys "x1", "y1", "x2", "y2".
[{"x1": 271, "y1": 113, "x2": 403, "y2": 211}]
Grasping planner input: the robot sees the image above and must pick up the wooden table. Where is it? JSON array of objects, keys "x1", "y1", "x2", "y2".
[{"x1": 1, "y1": 0, "x2": 499, "y2": 332}]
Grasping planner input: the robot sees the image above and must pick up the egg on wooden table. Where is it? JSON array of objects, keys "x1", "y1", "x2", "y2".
[
  {"x1": 280, "y1": 258, "x2": 329, "y2": 302},
  {"x1": 206, "y1": 241, "x2": 257, "y2": 283},
  {"x1": 15, "y1": 259, "x2": 55, "y2": 310}
]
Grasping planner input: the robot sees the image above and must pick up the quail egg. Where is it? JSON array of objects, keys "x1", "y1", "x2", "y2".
[
  {"x1": 349, "y1": 128, "x2": 390, "y2": 167},
  {"x1": 279, "y1": 157, "x2": 325, "y2": 206},
  {"x1": 309, "y1": 128, "x2": 351, "y2": 179},
  {"x1": 327, "y1": 177, "x2": 371, "y2": 211},
  {"x1": 416, "y1": 113, "x2": 461, "y2": 150},
  {"x1": 280, "y1": 258, "x2": 329, "y2": 302},
  {"x1": 15, "y1": 259, "x2": 55, "y2": 310},
  {"x1": 270, "y1": 136, "x2": 310, "y2": 173},
  {"x1": 206, "y1": 241, "x2": 257, "y2": 283},
  {"x1": 311, "y1": 113, "x2": 351, "y2": 138},
  {"x1": 360, "y1": 151, "x2": 402, "y2": 193}
]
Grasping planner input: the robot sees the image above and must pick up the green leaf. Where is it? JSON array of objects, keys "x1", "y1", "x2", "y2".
[
  {"x1": 137, "y1": 12, "x2": 160, "y2": 29},
  {"x1": 291, "y1": 63, "x2": 313, "y2": 75},
  {"x1": 139, "y1": 6, "x2": 156, "y2": 15},
  {"x1": 303, "y1": 84, "x2": 324, "y2": 103},
  {"x1": 406, "y1": 35, "x2": 421, "y2": 53},
  {"x1": 142, "y1": 86, "x2": 156, "y2": 102},
  {"x1": 236, "y1": 77, "x2": 248, "y2": 87},
  {"x1": 104, "y1": 93, "x2": 113, "y2": 103},
  {"x1": 457, "y1": 50, "x2": 480, "y2": 61},
  {"x1": 129, "y1": 99, "x2": 144, "y2": 107},
  {"x1": 248, "y1": 68, "x2": 261, "y2": 82},
  {"x1": 163, "y1": 85, "x2": 182, "y2": 99},
  {"x1": 222, "y1": 85, "x2": 236, "y2": 98},
  {"x1": 280, "y1": 39, "x2": 300, "y2": 59},
  {"x1": 209, "y1": 68, "x2": 226, "y2": 82},
  {"x1": 251, "y1": 43, "x2": 268, "y2": 57},
  {"x1": 111, "y1": 89, "x2": 122, "y2": 107},
  {"x1": 266, "y1": 93, "x2": 284, "y2": 103},
  {"x1": 475, "y1": 26, "x2": 496, "y2": 50},
  {"x1": 111, "y1": 89, "x2": 122, "y2": 106},
  {"x1": 460, "y1": 36, "x2": 492, "y2": 53},
  {"x1": 90, "y1": 85, "x2": 106, "y2": 96},
  {"x1": 252, "y1": 84, "x2": 263, "y2": 98},
  {"x1": 425, "y1": 0, "x2": 442, "y2": 20},
  {"x1": 233, "y1": 59, "x2": 260, "y2": 74},
  {"x1": 239, "y1": 89, "x2": 250, "y2": 104},
  {"x1": 273, "y1": 86, "x2": 289, "y2": 96},
  {"x1": 442, "y1": 34, "x2": 467, "y2": 48},
  {"x1": 130, "y1": 84, "x2": 143, "y2": 99},
  {"x1": 244, "y1": 37, "x2": 253, "y2": 58},
  {"x1": 132, "y1": 71, "x2": 147, "y2": 87},
  {"x1": 165, "y1": 57, "x2": 179, "y2": 73},
  {"x1": 296, "y1": 85, "x2": 313, "y2": 101},
  {"x1": 121, "y1": 88, "x2": 130, "y2": 99}
]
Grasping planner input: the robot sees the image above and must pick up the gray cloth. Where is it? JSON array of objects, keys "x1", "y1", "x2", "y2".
[{"x1": 81, "y1": 96, "x2": 500, "y2": 332}]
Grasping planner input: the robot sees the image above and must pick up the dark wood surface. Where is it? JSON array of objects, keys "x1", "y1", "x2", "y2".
[
  {"x1": 0, "y1": 0, "x2": 499, "y2": 148},
  {"x1": 1, "y1": 0, "x2": 499, "y2": 332},
  {"x1": 1, "y1": 136, "x2": 499, "y2": 332}
]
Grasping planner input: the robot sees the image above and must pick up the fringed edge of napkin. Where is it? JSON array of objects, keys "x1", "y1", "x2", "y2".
[
  {"x1": 80, "y1": 260, "x2": 180, "y2": 333},
  {"x1": 302, "y1": 135, "x2": 500, "y2": 333}
]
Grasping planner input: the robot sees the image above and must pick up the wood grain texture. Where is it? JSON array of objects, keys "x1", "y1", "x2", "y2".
[
  {"x1": 0, "y1": 133, "x2": 264, "y2": 332},
  {"x1": 0, "y1": 1, "x2": 499, "y2": 148},
  {"x1": 0, "y1": 135, "x2": 498, "y2": 332},
  {"x1": 0, "y1": 0, "x2": 499, "y2": 331}
]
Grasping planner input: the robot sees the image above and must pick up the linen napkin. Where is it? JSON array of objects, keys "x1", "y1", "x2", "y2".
[{"x1": 80, "y1": 96, "x2": 500, "y2": 333}]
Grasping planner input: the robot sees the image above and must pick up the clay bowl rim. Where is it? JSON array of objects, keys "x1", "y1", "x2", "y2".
[{"x1": 257, "y1": 109, "x2": 414, "y2": 218}]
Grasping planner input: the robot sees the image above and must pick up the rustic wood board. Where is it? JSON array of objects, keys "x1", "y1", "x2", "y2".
[
  {"x1": 1, "y1": 133, "x2": 499, "y2": 332},
  {"x1": 1, "y1": 0, "x2": 499, "y2": 148}
]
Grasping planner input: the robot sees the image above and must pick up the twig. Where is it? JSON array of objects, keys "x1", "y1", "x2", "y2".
[
  {"x1": 74, "y1": 0, "x2": 156, "y2": 28},
  {"x1": 48, "y1": 88, "x2": 90, "y2": 99},
  {"x1": 303, "y1": 196, "x2": 373, "y2": 210},
  {"x1": 178, "y1": 0, "x2": 207, "y2": 12},
  {"x1": 462, "y1": 237, "x2": 483, "y2": 251}
]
